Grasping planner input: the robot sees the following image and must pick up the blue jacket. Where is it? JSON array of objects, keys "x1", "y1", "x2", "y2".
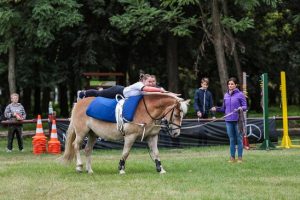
[
  {"x1": 217, "y1": 88, "x2": 247, "y2": 121},
  {"x1": 194, "y1": 88, "x2": 213, "y2": 115}
]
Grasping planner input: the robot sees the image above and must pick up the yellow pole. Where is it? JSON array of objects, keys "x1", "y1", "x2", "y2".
[{"x1": 280, "y1": 71, "x2": 292, "y2": 148}]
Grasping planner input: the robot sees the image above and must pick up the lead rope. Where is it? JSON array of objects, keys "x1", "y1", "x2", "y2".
[
  {"x1": 121, "y1": 117, "x2": 147, "y2": 141},
  {"x1": 140, "y1": 125, "x2": 146, "y2": 142},
  {"x1": 181, "y1": 110, "x2": 237, "y2": 130}
]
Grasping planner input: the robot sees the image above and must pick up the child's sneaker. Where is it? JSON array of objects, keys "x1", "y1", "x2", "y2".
[
  {"x1": 77, "y1": 90, "x2": 84, "y2": 101},
  {"x1": 6, "y1": 148, "x2": 12, "y2": 153},
  {"x1": 77, "y1": 90, "x2": 82, "y2": 101}
]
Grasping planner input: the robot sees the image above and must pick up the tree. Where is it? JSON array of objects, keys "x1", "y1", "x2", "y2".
[
  {"x1": 194, "y1": 0, "x2": 279, "y2": 93},
  {"x1": 0, "y1": 0, "x2": 82, "y2": 114},
  {"x1": 211, "y1": 0, "x2": 229, "y2": 93},
  {"x1": 0, "y1": 1, "x2": 23, "y2": 93},
  {"x1": 110, "y1": 0, "x2": 197, "y2": 92}
]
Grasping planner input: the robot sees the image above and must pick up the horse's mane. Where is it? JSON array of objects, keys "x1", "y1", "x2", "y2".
[
  {"x1": 142, "y1": 92, "x2": 183, "y2": 101},
  {"x1": 142, "y1": 92, "x2": 189, "y2": 114}
]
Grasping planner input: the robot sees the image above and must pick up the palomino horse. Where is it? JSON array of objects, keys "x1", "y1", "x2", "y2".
[{"x1": 62, "y1": 92, "x2": 190, "y2": 174}]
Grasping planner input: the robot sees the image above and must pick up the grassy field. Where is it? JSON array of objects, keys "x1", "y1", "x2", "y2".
[{"x1": 0, "y1": 138, "x2": 299, "y2": 200}]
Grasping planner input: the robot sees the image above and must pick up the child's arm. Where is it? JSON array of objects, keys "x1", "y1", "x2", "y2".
[
  {"x1": 19, "y1": 105, "x2": 26, "y2": 119},
  {"x1": 4, "y1": 105, "x2": 13, "y2": 119},
  {"x1": 142, "y1": 86, "x2": 163, "y2": 92}
]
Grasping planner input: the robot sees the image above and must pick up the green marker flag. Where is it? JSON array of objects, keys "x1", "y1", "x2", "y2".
[{"x1": 259, "y1": 73, "x2": 276, "y2": 150}]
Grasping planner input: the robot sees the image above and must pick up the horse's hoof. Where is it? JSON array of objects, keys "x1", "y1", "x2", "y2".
[
  {"x1": 119, "y1": 170, "x2": 126, "y2": 175},
  {"x1": 160, "y1": 168, "x2": 166, "y2": 174},
  {"x1": 76, "y1": 166, "x2": 83, "y2": 173},
  {"x1": 87, "y1": 170, "x2": 94, "y2": 174}
]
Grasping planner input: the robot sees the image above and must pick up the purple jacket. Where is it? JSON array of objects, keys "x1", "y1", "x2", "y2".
[{"x1": 216, "y1": 88, "x2": 247, "y2": 121}]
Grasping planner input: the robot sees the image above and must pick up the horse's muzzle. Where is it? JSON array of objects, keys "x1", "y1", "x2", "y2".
[{"x1": 171, "y1": 131, "x2": 180, "y2": 138}]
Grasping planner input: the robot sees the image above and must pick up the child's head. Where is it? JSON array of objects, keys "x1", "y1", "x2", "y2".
[
  {"x1": 150, "y1": 75, "x2": 157, "y2": 87},
  {"x1": 140, "y1": 73, "x2": 153, "y2": 86},
  {"x1": 200, "y1": 77, "x2": 209, "y2": 89},
  {"x1": 10, "y1": 93, "x2": 19, "y2": 103}
]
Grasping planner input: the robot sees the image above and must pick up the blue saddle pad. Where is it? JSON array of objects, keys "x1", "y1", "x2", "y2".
[
  {"x1": 86, "y1": 97, "x2": 118, "y2": 122},
  {"x1": 86, "y1": 95, "x2": 143, "y2": 123},
  {"x1": 123, "y1": 95, "x2": 143, "y2": 121}
]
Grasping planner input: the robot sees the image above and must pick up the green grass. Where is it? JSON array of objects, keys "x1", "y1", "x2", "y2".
[
  {"x1": 1, "y1": 138, "x2": 300, "y2": 200},
  {"x1": 247, "y1": 105, "x2": 300, "y2": 118}
]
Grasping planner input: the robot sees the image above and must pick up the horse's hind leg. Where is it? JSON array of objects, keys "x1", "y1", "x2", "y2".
[
  {"x1": 119, "y1": 134, "x2": 137, "y2": 174},
  {"x1": 74, "y1": 134, "x2": 85, "y2": 172},
  {"x1": 147, "y1": 135, "x2": 166, "y2": 174},
  {"x1": 85, "y1": 133, "x2": 97, "y2": 174}
]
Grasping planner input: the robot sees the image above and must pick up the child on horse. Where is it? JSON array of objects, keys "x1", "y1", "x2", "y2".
[{"x1": 77, "y1": 74, "x2": 164, "y2": 100}]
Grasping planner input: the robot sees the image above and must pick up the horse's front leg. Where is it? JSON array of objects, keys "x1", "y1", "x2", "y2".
[
  {"x1": 147, "y1": 135, "x2": 166, "y2": 174},
  {"x1": 119, "y1": 134, "x2": 137, "y2": 174},
  {"x1": 74, "y1": 134, "x2": 84, "y2": 173},
  {"x1": 85, "y1": 133, "x2": 97, "y2": 174}
]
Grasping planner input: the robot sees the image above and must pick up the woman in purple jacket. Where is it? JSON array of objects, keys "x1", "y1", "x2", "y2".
[{"x1": 212, "y1": 77, "x2": 247, "y2": 163}]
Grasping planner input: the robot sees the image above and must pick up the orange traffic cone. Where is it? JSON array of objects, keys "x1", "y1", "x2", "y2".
[
  {"x1": 243, "y1": 134, "x2": 250, "y2": 150},
  {"x1": 47, "y1": 120, "x2": 61, "y2": 154},
  {"x1": 32, "y1": 115, "x2": 47, "y2": 154}
]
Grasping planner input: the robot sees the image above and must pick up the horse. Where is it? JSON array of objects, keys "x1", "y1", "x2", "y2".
[{"x1": 62, "y1": 92, "x2": 190, "y2": 174}]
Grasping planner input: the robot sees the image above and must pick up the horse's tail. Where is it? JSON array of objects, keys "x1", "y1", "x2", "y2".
[{"x1": 61, "y1": 121, "x2": 76, "y2": 163}]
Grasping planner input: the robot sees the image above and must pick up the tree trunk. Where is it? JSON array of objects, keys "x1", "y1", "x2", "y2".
[
  {"x1": 34, "y1": 86, "x2": 41, "y2": 115},
  {"x1": 212, "y1": 0, "x2": 228, "y2": 93},
  {"x1": 23, "y1": 87, "x2": 32, "y2": 116},
  {"x1": 233, "y1": 50, "x2": 243, "y2": 84},
  {"x1": 58, "y1": 83, "x2": 69, "y2": 117},
  {"x1": 69, "y1": 78, "x2": 76, "y2": 108},
  {"x1": 166, "y1": 34, "x2": 179, "y2": 93},
  {"x1": 116, "y1": 45, "x2": 128, "y2": 86},
  {"x1": 68, "y1": 65, "x2": 76, "y2": 107},
  {"x1": 8, "y1": 45, "x2": 16, "y2": 94},
  {"x1": 42, "y1": 87, "x2": 51, "y2": 114},
  {"x1": 222, "y1": 0, "x2": 243, "y2": 83}
]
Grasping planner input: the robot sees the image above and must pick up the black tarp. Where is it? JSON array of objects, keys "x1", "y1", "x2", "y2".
[{"x1": 56, "y1": 118, "x2": 277, "y2": 149}]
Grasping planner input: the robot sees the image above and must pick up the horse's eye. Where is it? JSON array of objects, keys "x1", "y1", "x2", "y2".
[{"x1": 174, "y1": 114, "x2": 180, "y2": 118}]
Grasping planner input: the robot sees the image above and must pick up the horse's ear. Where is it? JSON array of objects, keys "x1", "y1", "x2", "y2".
[{"x1": 184, "y1": 99, "x2": 191, "y2": 105}]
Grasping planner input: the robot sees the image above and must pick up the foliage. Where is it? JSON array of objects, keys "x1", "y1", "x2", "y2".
[
  {"x1": 0, "y1": 0, "x2": 83, "y2": 88},
  {"x1": 0, "y1": 0, "x2": 83, "y2": 51},
  {"x1": 292, "y1": 14, "x2": 300, "y2": 24},
  {"x1": 110, "y1": 1, "x2": 163, "y2": 37},
  {"x1": 234, "y1": 0, "x2": 279, "y2": 10},
  {"x1": 0, "y1": 2, "x2": 22, "y2": 53},
  {"x1": 30, "y1": 0, "x2": 83, "y2": 47},
  {"x1": 221, "y1": 17, "x2": 254, "y2": 33},
  {"x1": 110, "y1": 0, "x2": 198, "y2": 41}
]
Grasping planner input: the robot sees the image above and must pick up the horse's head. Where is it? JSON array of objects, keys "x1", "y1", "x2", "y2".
[
  {"x1": 163, "y1": 98, "x2": 190, "y2": 137},
  {"x1": 142, "y1": 92, "x2": 190, "y2": 137}
]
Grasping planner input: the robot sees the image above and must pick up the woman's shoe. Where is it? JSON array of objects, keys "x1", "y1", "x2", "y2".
[
  {"x1": 228, "y1": 157, "x2": 235, "y2": 163},
  {"x1": 237, "y1": 157, "x2": 243, "y2": 163}
]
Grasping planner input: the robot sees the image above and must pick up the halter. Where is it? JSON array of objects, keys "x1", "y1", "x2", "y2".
[
  {"x1": 142, "y1": 97, "x2": 183, "y2": 137},
  {"x1": 163, "y1": 106, "x2": 183, "y2": 135}
]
